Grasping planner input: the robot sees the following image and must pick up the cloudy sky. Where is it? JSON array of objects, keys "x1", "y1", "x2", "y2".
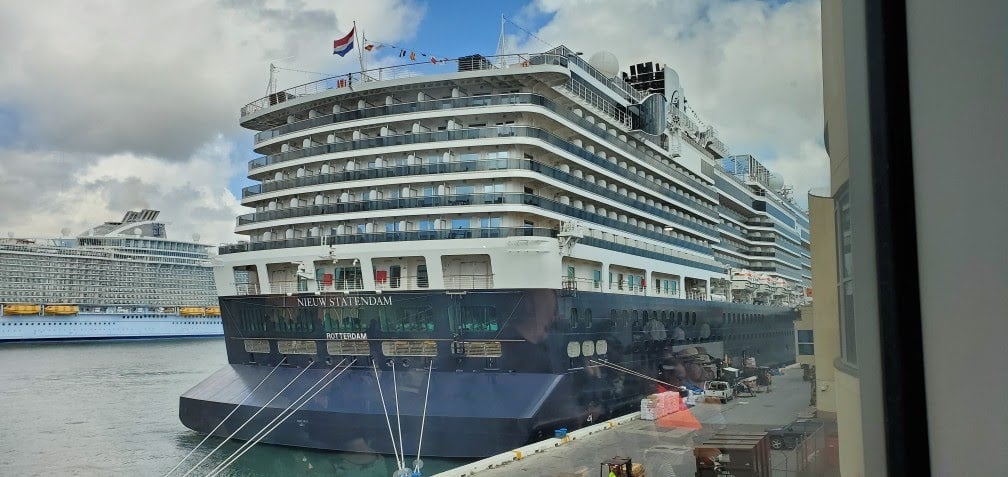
[{"x1": 0, "y1": 0, "x2": 826, "y2": 245}]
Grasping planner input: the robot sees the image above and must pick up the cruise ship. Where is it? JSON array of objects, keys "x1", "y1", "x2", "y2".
[
  {"x1": 0, "y1": 210, "x2": 222, "y2": 341},
  {"x1": 180, "y1": 47, "x2": 811, "y2": 459}
]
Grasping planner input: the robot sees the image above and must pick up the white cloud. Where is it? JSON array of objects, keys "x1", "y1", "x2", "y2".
[
  {"x1": 0, "y1": 0, "x2": 422, "y2": 244},
  {"x1": 0, "y1": 137, "x2": 245, "y2": 245},
  {"x1": 522, "y1": 0, "x2": 829, "y2": 205},
  {"x1": 0, "y1": 0, "x2": 422, "y2": 158}
]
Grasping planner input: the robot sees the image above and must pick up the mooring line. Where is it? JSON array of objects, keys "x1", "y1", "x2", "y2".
[
  {"x1": 180, "y1": 360, "x2": 316, "y2": 477},
  {"x1": 413, "y1": 357, "x2": 434, "y2": 473},
  {"x1": 372, "y1": 358, "x2": 404, "y2": 470},
  {"x1": 164, "y1": 358, "x2": 286, "y2": 476},
  {"x1": 206, "y1": 359, "x2": 355, "y2": 476}
]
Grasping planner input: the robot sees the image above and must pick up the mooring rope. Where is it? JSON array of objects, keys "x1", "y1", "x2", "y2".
[
  {"x1": 391, "y1": 360, "x2": 406, "y2": 471},
  {"x1": 413, "y1": 358, "x2": 434, "y2": 473},
  {"x1": 164, "y1": 358, "x2": 286, "y2": 476},
  {"x1": 205, "y1": 359, "x2": 354, "y2": 476},
  {"x1": 180, "y1": 360, "x2": 316, "y2": 477},
  {"x1": 589, "y1": 358, "x2": 685, "y2": 391},
  {"x1": 372, "y1": 357, "x2": 403, "y2": 470}
]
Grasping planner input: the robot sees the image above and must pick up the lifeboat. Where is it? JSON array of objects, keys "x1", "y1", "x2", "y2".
[
  {"x1": 44, "y1": 305, "x2": 79, "y2": 315},
  {"x1": 3, "y1": 304, "x2": 41, "y2": 315},
  {"x1": 204, "y1": 306, "x2": 221, "y2": 316},
  {"x1": 179, "y1": 307, "x2": 205, "y2": 316}
]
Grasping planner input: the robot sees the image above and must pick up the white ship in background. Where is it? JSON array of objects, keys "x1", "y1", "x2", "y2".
[{"x1": 0, "y1": 209, "x2": 222, "y2": 341}]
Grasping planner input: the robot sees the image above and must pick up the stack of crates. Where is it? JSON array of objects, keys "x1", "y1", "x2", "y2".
[
  {"x1": 694, "y1": 431, "x2": 770, "y2": 477},
  {"x1": 639, "y1": 391, "x2": 686, "y2": 420}
]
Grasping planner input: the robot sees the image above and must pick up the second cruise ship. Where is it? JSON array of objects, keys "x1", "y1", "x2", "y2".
[
  {"x1": 181, "y1": 47, "x2": 811, "y2": 459},
  {"x1": 0, "y1": 209, "x2": 221, "y2": 341}
]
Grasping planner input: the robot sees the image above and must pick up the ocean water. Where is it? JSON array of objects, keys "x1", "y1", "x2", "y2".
[{"x1": 0, "y1": 339, "x2": 461, "y2": 476}]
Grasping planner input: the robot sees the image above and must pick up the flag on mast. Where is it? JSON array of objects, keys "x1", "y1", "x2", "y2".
[{"x1": 333, "y1": 26, "x2": 355, "y2": 56}]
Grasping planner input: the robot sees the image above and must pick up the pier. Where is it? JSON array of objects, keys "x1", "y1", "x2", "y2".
[{"x1": 434, "y1": 366, "x2": 830, "y2": 477}]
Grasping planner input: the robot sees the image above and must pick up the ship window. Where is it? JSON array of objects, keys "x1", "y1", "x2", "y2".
[
  {"x1": 274, "y1": 308, "x2": 316, "y2": 334},
  {"x1": 450, "y1": 305, "x2": 499, "y2": 332},
  {"x1": 584, "y1": 309, "x2": 592, "y2": 329},
  {"x1": 323, "y1": 308, "x2": 364, "y2": 332},
  {"x1": 610, "y1": 309, "x2": 617, "y2": 328},
  {"x1": 416, "y1": 265, "x2": 429, "y2": 288},
  {"x1": 238, "y1": 309, "x2": 268, "y2": 333},
  {"x1": 381, "y1": 306, "x2": 434, "y2": 332},
  {"x1": 692, "y1": 312, "x2": 697, "y2": 326},
  {"x1": 569, "y1": 307, "x2": 578, "y2": 329}
]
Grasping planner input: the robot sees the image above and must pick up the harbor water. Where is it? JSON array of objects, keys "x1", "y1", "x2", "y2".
[{"x1": 0, "y1": 339, "x2": 461, "y2": 476}]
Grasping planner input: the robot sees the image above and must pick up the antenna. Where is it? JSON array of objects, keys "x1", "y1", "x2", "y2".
[
  {"x1": 355, "y1": 21, "x2": 366, "y2": 81},
  {"x1": 497, "y1": 13, "x2": 506, "y2": 67},
  {"x1": 264, "y1": 55, "x2": 295, "y2": 97}
]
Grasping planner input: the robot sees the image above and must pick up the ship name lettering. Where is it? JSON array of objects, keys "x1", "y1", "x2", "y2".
[
  {"x1": 326, "y1": 332, "x2": 368, "y2": 340},
  {"x1": 296, "y1": 296, "x2": 392, "y2": 307}
]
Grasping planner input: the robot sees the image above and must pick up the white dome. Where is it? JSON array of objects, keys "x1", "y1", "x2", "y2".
[
  {"x1": 588, "y1": 51, "x2": 620, "y2": 79},
  {"x1": 768, "y1": 172, "x2": 785, "y2": 190}
]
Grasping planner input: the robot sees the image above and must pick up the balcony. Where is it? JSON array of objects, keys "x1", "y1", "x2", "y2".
[
  {"x1": 240, "y1": 53, "x2": 572, "y2": 118},
  {"x1": 235, "y1": 193, "x2": 714, "y2": 255},
  {"x1": 245, "y1": 158, "x2": 718, "y2": 229},
  {"x1": 218, "y1": 227, "x2": 558, "y2": 255},
  {"x1": 443, "y1": 274, "x2": 494, "y2": 289},
  {"x1": 250, "y1": 119, "x2": 712, "y2": 202}
]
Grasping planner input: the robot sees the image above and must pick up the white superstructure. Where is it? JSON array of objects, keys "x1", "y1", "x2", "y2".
[
  {"x1": 215, "y1": 48, "x2": 810, "y2": 306},
  {"x1": 0, "y1": 210, "x2": 221, "y2": 341}
]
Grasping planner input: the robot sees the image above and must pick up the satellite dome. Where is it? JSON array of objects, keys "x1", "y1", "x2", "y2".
[
  {"x1": 60, "y1": 227, "x2": 71, "y2": 237},
  {"x1": 768, "y1": 173, "x2": 785, "y2": 190},
  {"x1": 588, "y1": 51, "x2": 620, "y2": 79}
]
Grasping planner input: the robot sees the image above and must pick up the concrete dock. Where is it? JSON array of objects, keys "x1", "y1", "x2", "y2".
[{"x1": 433, "y1": 366, "x2": 815, "y2": 477}]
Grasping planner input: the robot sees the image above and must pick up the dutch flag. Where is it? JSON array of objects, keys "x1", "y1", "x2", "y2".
[{"x1": 333, "y1": 27, "x2": 355, "y2": 57}]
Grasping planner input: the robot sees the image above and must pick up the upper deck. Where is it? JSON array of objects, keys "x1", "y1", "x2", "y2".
[{"x1": 239, "y1": 46, "x2": 649, "y2": 132}]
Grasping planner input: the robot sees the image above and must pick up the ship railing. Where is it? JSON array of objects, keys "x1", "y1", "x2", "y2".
[
  {"x1": 249, "y1": 123, "x2": 711, "y2": 206},
  {"x1": 561, "y1": 78, "x2": 632, "y2": 129},
  {"x1": 443, "y1": 274, "x2": 494, "y2": 289},
  {"x1": 240, "y1": 53, "x2": 569, "y2": 118},
  {"x1": 218, "y1": 227, "x2": 558, "y2": 255},
  {"x1": 234, "y1": 283, "x2": 260, "y2": 295},
  {"x1": 249, "y1": 93, "x2": 711, "y2": 199},
  {"x1": 561, "y1": 276, "x2": 602, "y2": 291},
  {"x1": 269, "y1": 281, "x2": 301, "y2": 295},
  {"x1": 374, "y1": 275, "x2": 429, "y2": 291},
  {"x1": 235, "y1": 193, "x2": 715, "y2": 255},
  {"x1": 544, "y1": 45, "x2": 645, "y2": 103},
  {"x1": 316, "y1": 279, "x2": 365, "y2": 292},
  {"x1": 242, "y1": 158, "x2": 717, "y2": 227}
]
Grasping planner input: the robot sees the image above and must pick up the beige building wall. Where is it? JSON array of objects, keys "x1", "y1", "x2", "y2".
[
  {"x1": 808, "y1": 194, "x2": 838, "y2": 416},
  {"x1": 835, "y1": 366, "x2": 864, "y2": 477},
  {"x1": 819, "y1": 0, "x2": 864, "y2": 476}
]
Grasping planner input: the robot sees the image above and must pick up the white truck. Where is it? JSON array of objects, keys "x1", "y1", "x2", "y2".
[{"x1": 703, "y1": 380, "x2": 734, "y2": 403}]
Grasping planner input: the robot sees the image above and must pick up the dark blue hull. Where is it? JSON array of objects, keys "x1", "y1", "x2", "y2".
[{"x1": 179, "y1": 289, "x2": 796, "y2": 458}]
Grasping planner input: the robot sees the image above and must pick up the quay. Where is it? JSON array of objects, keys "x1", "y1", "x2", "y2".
[{"x1": 433, "y1": 366, "x2": 824, "y2": 477}]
